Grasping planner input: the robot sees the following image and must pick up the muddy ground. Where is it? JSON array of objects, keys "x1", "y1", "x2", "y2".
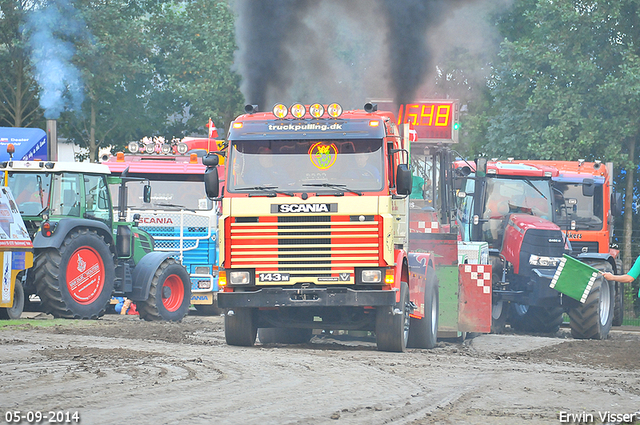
[{"x1": 1, "y1": 313, "x2": 639, "y2": 425}]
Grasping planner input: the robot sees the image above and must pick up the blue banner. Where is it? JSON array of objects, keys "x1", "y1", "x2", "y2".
[{"x1": 0, "y1": 127, "x2": 47, "y2": 161}]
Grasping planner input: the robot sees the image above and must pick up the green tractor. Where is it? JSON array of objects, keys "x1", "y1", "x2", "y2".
[{"x1": 0, "y1": 159, "x2": 191, "y2": 321}]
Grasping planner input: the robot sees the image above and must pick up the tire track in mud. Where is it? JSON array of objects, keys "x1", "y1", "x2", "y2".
[
  {"x1": 2, "y1": 317, "x2": 640, "y2": 425},
  {"x1": 0, "y1": 331, "x2": 489, "y2": 425}
]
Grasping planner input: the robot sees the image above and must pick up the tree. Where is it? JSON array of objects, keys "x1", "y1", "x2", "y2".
[
  {"x1": 481, "y1": 1, "x2": 640, "y2": 274},
  {"x1": 149, "y1": 0, "x2": 244, "y2": 136},
  {"x1": 58, "y1": 0, "x2": 169, "y2": 161},
  {"x1": 0, "y1": 0, "x2": 42, "y2": 127}
]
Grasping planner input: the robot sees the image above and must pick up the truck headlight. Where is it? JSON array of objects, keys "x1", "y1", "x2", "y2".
[
  {"x1": 195, "y1": 266, "x2": 211, "y2": 275},
  {"x1": 361, "y1": 270, "x2": 382, "y2": 283},
  {"x1": 229, "y1": 271, "x2": 251, "y2": 285},
  {"x1": 529, "y1": 255, "x2": 562, "y2": 267},
  {"x1": 197, "y1": 280, "x2": 212, "y2": 290}
]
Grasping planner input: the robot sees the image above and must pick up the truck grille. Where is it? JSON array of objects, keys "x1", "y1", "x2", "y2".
[
  {"x1": 570, "y1": 241, "x2": 599, "y2": 254},
  {"x1": 228, "y1": 215, "x2": 383, "y2": 281}
]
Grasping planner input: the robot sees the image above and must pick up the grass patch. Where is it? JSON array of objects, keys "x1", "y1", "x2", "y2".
[{"x1": 0, "y1": 318, "x2": 93, "y2": 329}]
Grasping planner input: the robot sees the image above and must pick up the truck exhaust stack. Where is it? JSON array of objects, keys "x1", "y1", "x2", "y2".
[{"x1": 46, "y1": 119, "x2": 57, "y2": 161}]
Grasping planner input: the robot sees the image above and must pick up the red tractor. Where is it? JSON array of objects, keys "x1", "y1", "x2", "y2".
[{"x1": 456, "y1": 159, "x2": 615, "y2": 339}]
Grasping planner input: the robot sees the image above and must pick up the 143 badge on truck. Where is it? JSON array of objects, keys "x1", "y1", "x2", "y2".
[{"x1": 259, "y1": 273, "x2": 290, "y2": 282}]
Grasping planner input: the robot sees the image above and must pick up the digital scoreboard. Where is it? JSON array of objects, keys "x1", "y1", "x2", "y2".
[{"x1": 372, "y1": 100, "x2": 459, "y2": 143}]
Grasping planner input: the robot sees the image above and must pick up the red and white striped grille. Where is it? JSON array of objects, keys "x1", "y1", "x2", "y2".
[{"x1": 227, "y1": 215, "x2": 383, "y2": 284}]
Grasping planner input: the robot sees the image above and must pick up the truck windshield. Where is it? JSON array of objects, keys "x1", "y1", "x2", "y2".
[
  {"x1": 479, "y1": 176, "x2": 552, "y2": 247},
  {"x1": 227, "y1": 139, "x2": 384, "y2": 193},
  {"x1": 111, "y1": 174, "x2": 213, "y2": 211},
  {"x1": 553, "y1": 182, "x2": 604, "y2": 230}
]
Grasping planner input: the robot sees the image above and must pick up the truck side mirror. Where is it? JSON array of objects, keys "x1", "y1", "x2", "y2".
[
  {"x1": 396, "y1": 164, "x2": 412, "y2": 196},
  {"x1": 143, "y1": 184, "x2": 152, "y2": 203},
  {"x1": 476, "y1": 157, "x2": 487, "y2": 177},
  {"x1": 204, "y1": 166, "x2": 220, "y2": 199},
  {"x1": 203, "y1": 153, "x2": 219, "y2": 167},
  {"x1": 582, "y1": 178, "x2": 595, "y2": 197}
]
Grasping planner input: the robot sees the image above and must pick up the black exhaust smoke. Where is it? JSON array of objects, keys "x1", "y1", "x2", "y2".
[
  {"x1": 233, "y1": 0, "x2": 314, "y2": 109},
  {"x1": 379, "y1": 0, "x2": 476, "y2": 107},
  {"x1": 233, "y1": 0, "x2": 491, "y2": 109}
]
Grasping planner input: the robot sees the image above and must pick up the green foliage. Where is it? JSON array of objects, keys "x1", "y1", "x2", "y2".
[
  {"x1": 484, "y1": 0, "x2": 640, "y2": 166},
  {"x1": 148, "y1": 0, "x2": 244, "y2": 137},
  {"x1": 0, "y1": 0, "x2": 42, "y2": 127},
  {"x1": 0, "y1": 0, "x2": 244, "y2": 160}
]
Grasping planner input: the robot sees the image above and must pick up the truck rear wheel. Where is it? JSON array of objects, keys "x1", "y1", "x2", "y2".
[
  {"x1": 137, "y1": 258, "x2": 191, "y2": 321},
  {"x1": 34, "y1": 230, "x2": 114, "y2": 319},
  {"x1": 569, "y1": 278, "x2": 614, "y2": 339},
  {"x1": 225, "y1": 308, "x2": 257, "y2": 346},
  {"x1": 258, "y1": 328, "x2": 313, "y2": 344},
  {"x1": 510, "y1": 304, "x2": 563, "y2": 334},
  {"x1": 407, "y1": 271, "x2": 438, "y2": 349},
  {"x1": 0, "y1": 278, "x2": 24, "y2": 320},
  {"x1": 376, "y1": 281, "x2": 410, "y2": 352}
]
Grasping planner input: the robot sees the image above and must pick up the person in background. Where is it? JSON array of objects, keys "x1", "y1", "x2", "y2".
[
  {"x1": 16, "y1": 179, "x2": 40, "y2": 205},
  {"x1": 115, "y1": 297, "x2": 138, "y2": 315}
]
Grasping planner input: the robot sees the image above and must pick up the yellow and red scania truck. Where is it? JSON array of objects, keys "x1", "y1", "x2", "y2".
[{"x1": 203, "y1": 101, "x2": 491, "y2": 351}]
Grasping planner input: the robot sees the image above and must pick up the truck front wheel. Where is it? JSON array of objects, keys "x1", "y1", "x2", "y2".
[
  {"x1": 34, "y1": 230, "x2": 114, "y2": 319},
  {"x1": 376, "y1": 281, "x2": 410, "y2": 352},
  {"x1": 137, "y1": 258, "x2": 191, "y2": 321},
  {"x1": 225, "y1": 308, "x2": 257, "y2": 346},
  {"x1": 0, "y1": 278, "x2": 24, "y2": 320}
]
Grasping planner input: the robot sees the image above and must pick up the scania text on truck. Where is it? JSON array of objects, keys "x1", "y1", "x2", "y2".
[{"x1": 203, "y1": 102, "x2": 491, "y2": 351}]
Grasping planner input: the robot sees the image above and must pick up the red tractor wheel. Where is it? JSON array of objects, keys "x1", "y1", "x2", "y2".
[
  {"x1": 34, "y1": 229, "x2": 114, "y2": 319},
  {"x1": 137, "y1": 258, "x2": 191, "y2": 321}
]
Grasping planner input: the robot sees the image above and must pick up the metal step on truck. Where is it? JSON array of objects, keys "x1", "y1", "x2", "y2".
[
  {"x1": 0, "y1": 147, "x2": 191, "y2": 321},
  {"x1": 202, "y1": 101, "x2": 491, "y2": 351}
]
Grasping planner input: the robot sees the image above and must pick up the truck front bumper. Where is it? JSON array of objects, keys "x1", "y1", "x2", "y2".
[{"x1": 218, "y1": 287, "x2": 396, "y2": 309}]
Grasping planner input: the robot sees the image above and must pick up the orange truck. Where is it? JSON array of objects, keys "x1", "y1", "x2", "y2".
[{"x1": 527, "y1": 160, "x2": 624, "y2": 325}]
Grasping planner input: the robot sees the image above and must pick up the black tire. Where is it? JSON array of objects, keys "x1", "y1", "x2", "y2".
[
  {"x1": 407, "y1": 270, "x2": 438, "y2": 349},
  {"x1": 258, "y1": 327, "x2": 313, "y2": 344},
  {"x1": 612, "y1": 282, "x2": 624, "y2": 327},
  {"x1": 490, "y1": 299, "x2": 508, "y2": 334},
  {"x1": 0, "y1": 279, "x2": 24, "y2": 320},
  {"x1": 225, "y1": 308, "x2": 257, "y2": 346},
  {"x1": 137, "y1": 258, "x2": 191, "y2": 321},
  {"x1": 34, "y1": 230, "x2": 114, "y2": 319},
  {"x1": 569, "y1": 278, "x2": 614, "y2": 339},
  {"x1": 376, "y1": 281, "x2": 410, "y2": 352},
  {"x1": 510, "y1": 303, "x2": 564, "y2": 334}
]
